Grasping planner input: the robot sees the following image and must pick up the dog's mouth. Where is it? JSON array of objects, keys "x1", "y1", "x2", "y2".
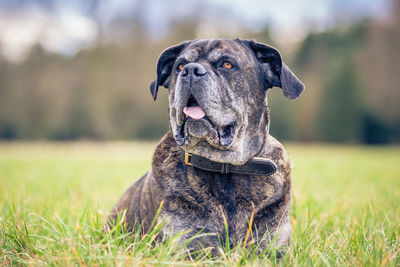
[
  {"x1": 175, "y1": 95, "x2": 237, "y2": 147},
  {"x1": 183, "y1": 95, "x2": 206, "y2": 120}
]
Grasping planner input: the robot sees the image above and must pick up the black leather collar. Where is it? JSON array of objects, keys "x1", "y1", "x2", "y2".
[{"x1": 182, "y1": 150, "x2": 277, "y2": 176}]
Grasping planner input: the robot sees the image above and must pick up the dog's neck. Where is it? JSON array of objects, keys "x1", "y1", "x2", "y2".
[{"x1": 181, "y1": 147, "x2": 277, "y2": 175}]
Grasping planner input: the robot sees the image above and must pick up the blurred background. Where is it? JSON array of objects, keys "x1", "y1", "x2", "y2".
[{"x1": 0, "y1": 0, "x2": 398, "y2": 144}]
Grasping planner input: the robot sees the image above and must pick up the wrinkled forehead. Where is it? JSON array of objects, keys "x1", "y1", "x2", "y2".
[{"x1": 180, "y1": 39, "x2": 252, "y2": 64}]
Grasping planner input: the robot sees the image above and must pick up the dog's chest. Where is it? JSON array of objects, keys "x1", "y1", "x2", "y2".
[{"x1": 160, "y1": 166, "x2": 281, "y2": 238}]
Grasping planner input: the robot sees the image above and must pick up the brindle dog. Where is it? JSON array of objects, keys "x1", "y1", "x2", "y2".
[{"x1": 108, "y1": 39, "x2": 304, "y2": 253}]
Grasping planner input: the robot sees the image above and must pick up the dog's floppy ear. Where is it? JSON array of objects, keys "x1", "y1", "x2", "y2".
[
  {"x1": 150, "y1": 41, "x2": 191, "y2": 100},
  {"x1": 243, "y1": 40, "x2": 304, "y2": 100}
]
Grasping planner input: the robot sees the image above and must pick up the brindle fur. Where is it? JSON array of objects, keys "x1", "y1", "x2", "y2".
[{"x1": 108, "y1": 39, "x2": 304, "y2": 254}]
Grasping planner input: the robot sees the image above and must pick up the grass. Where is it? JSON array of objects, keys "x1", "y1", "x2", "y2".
[{"x1": 0, "y1": 141, "x2": 399, "y2": 265}]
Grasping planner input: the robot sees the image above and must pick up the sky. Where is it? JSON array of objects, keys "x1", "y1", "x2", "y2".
[{"x1": 0, "y1": 0, "x2": 391, "y2": 62}]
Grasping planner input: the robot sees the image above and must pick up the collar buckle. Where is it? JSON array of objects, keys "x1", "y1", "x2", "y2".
[{"x1": 184, "y1": 152, "x2": 193, "y2": 166}]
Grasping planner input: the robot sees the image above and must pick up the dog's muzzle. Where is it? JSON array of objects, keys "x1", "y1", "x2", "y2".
[{"x1": 174, "y1": 63, "x2": 238, "y2": 148}]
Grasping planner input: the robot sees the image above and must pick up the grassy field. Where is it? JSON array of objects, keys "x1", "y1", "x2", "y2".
[{"x1": 0, "y1": 141, "x2": 399, "y2": 266}]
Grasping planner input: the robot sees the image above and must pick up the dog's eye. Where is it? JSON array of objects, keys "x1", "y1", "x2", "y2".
[
  {"x1": 177, "y1": 64, "x2": 184, "y2": 71},
  {"x1": 223, "y1": 61, "x2": 232, "y2": 69}
]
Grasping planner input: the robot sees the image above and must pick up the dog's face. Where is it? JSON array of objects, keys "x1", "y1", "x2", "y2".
[{"x1": 150, "y1": 39, "x2": 304, "y2": 164}]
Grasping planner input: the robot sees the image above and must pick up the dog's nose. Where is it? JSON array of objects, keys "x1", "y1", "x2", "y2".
[{"x1": 182, "y1": 63, "x2": 207, "y2": 79}]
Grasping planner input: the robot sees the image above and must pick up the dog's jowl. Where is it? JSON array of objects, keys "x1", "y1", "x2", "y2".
[{"x1": 108, "y1": 39, "x2": 304, "y2": 253}]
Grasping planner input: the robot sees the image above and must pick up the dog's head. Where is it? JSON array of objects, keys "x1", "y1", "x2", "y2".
[{"x1": 150, "y1": 39, "x2": 304, "y2": 165}]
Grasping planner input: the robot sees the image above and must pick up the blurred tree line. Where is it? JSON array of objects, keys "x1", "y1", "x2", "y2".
[{"x1": 0, "y1": 2, "x2": 399, "y2": 143}]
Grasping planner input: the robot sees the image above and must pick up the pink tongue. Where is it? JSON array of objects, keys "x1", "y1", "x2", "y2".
[{"x1": 183, "y1": 106, "x2": 205, "y2": 120}]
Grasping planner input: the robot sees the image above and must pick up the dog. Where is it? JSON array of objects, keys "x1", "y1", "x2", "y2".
[{"x1": 108, "y1": 39, "x2": 304, "y2": 254}]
